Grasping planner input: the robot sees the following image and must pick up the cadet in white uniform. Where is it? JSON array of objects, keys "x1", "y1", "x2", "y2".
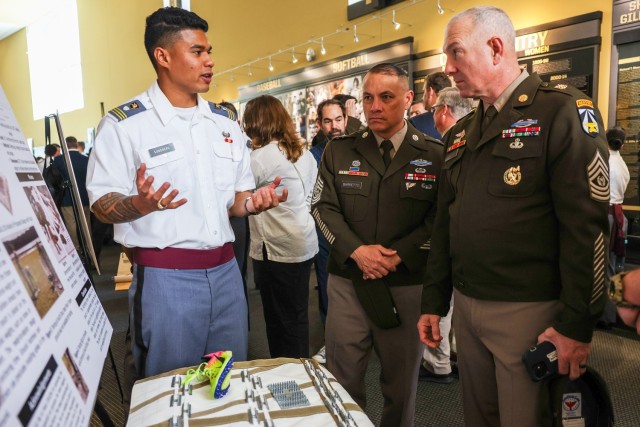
[{"x1": 86, "y1": 7, "x2": 286, "y2": 394}]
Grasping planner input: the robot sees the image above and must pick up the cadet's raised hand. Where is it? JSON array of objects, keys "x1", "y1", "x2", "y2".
[
  {"x1": 133, "y1": 163, "x2": 187, "y2": 214},
  {"x1": 245, "y1": 176, "x2": 288, "y2": 214}
]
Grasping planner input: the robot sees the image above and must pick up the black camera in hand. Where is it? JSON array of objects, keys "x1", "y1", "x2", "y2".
[{"x1": 522, "y1": 341, "x2": 558, "y2": 382}]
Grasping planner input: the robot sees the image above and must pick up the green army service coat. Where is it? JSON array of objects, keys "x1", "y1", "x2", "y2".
[
  {"x1": 422, "y1": 74, "x2": 610, "y2": 343},
  {"x1": 311, "y1": 122, "x2": 443, "y2": 287}
]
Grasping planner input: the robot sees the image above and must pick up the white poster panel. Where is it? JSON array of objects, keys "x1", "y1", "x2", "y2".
[{"x1": 0, "y1": 85, "x2": 112, "y2": 427}]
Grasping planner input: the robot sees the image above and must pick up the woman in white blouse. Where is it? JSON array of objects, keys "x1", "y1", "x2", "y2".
[
  {"x1": 601, "y1": 127, "x2": 630, "y2": 326},
  {"x1": 243, "y1": 95, "x2": 318, "y2": 358}
]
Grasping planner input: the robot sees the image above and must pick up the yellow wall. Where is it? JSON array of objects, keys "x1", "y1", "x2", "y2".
[{"x1": 0, "y1": 0, "x2": 613, "y2": 147}]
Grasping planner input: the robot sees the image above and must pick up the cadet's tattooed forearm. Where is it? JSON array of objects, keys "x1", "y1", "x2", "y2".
[{"x1": 93, "y1": 192, "x2": 144, "y2": 224}]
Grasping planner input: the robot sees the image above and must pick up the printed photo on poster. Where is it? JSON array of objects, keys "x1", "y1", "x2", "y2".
[
  {"x1": 0, "y1": 174, "x2": 12, "y2": 214},
  {"x1": 23, "y1": 185, "x2": 74, "y2": 261},
  {"x1": 3, "y1": 226, "x2": 64, "y2": 318},
  {"x1": 62, "y1": 348, "x2": 88, "y2": 402}
]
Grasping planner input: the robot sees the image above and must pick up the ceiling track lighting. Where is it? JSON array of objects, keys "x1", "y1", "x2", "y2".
[
  {"x1": 437, "y1": 0, "x2": 444, "y2": 15},
  {"x1": 392, "y1": 10, "x2": 401, "y2": 30},
  {"x1": 214, "y1": 0, "x2": 427, "y2": 80}
]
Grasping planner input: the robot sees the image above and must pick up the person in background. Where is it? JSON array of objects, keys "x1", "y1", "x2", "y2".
[
  {"x1": 606, "y1": 126, "x2": 629, "y2": 277},
  {"x1": 333, "y1": 93, "x2": 364, "y2": 134},
  {"x1": 409, "y1": 100, "x2": 426, "y2": 118},
  {"x1": 243, "y1": 94, "x2": 318, "y2": 358},
  {"x1": 45, "y1": 143, "x2": 61, "y2": 160},
  {"x1": 313, "y1": 63, "x2": 443, "y2": 427},
  {"x1": 77, "y1": 141, "x2": 86, "y2": 155},
  {"x1": 53, "y1": 136, "x2": 90, "y2": 254},
  {"x1": 86, "y1": 7, "x2": 285, "y2": 402},
  {"x1": 309, "y1": 98, "x2": 348, "y2": 364},
  {"x1": 410, "y1": 71, "x2": 452, "y2": 139},
  {"x1": 600, "y1": 127, "x2": 630, "y2": 327},
  {"x1": 219, "y1": 101, "x2": 251, "y2": 302},
  {"x1": 610, "y1": 268, "x2": 640, "y2": 333},
  {"x1": 36, "y1": 156, "x2": 45, "y2": 173},
  {"x1": 418, "y1": 7, "x2": 609, "y2": 426},
  {"x1": 419, "y1": 87, "x2": 474, "y2": 384}
]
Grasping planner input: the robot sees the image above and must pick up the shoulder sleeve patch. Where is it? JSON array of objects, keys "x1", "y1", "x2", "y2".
[
  {"x1": 208, "y1": 101, "x2": 236, "y2": 121},
  {"x1": 108, "y1": 100, "x2": 147, "y2": 122}
]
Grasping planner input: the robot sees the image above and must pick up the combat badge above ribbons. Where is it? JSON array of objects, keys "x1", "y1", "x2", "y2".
[
  {"x1": 576, "y1": 99, "x2": 599, "y2": 137},
  {"x1": 587, "y1": 150, "x2": 609, "y2": 202}
]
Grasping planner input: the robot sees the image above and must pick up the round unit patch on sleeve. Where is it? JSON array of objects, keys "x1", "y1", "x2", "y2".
[{"x1": 586, "y1": 150, "x2": 609, "y2": 202}]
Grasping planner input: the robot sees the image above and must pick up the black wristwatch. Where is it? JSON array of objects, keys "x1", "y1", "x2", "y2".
[{"x1": 609, "y1": 272, "x2": 640, "y2": 309}]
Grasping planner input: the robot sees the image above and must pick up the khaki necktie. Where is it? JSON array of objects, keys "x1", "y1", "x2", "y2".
[
  {"x1": 481, "y1": 105, "x2": 497, "y2": 133},
  {"x1": 381, "y1": 140, "x2": 393, "y2": 169}
]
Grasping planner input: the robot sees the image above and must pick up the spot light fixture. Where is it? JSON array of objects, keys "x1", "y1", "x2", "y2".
[
  {"x1": 320, "y1": 37, "x2": 326, "y2": 55},
  {"x1": 437, "y1": 0, "x2": 444, "y2": 15},
  {"x1": 268, "y1": 56, "x2": 274, "y2": 72},
  {"x1": 353, "y1": 25, "x2": 359, "y2": 43},
  {"x1": 291, "y1": 48, "x2": 298, "y2": 64},
  {"x1": 392, "y1": 10, "x2": 401, "y2": 30}
]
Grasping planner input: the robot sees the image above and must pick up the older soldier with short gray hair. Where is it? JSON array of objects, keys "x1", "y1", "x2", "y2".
[{"x1": 418, "y1": 6, "x2": 609, "y2": 427}]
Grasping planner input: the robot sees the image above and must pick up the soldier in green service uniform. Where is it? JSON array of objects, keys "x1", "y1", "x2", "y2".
[
  {"x1": 417, "y1": 6, "x2": 609, "y2": 427},
  {"x1": 312, "y1": 63, "x2": 443, "y2": 427}
]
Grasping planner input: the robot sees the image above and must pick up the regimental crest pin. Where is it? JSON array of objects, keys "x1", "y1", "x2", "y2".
[
  {"x1": 509, "y1": 138, "x2": 524, "y2": 149},
  {"x1": 555, "y1": 84, "x2": 568, "y2": 89},
  {"x1": 362, "y1": 131, "x2": 369, "y2": 138},
  {"x1": 406, "y1": 182, "x2": 416, "y2": 190},
  {"x1": 412, "y1": 134, "x2": 419, "y2": 141},
  {"x1": 576, "y1": 99, "x2": 599, "y2": 137},
  {"x1": 503, "y1": 165, "x2": 521, "y2": 186},
  {"x1": 352, "y1": 160, "x2": 361, "y2": 167}
]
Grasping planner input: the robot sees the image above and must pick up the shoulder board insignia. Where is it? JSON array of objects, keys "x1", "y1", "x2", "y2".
[
  {"x1": 108, "y1": 100, "x2": 146, "y2": 122},
  {"x1": 208, "y1": 101, "x2": 236, "y2": 121},
  {"x1": 539, "y1": 82, "x2": 574, "y2": 96},
  {"x1": 334, "y1": 132, "x2": 354, "y2": 140}
]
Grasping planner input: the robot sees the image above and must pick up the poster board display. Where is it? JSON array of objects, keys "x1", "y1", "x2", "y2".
[{"x1": 0, "y1": 85, "x2": 112, "y2": 426}]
